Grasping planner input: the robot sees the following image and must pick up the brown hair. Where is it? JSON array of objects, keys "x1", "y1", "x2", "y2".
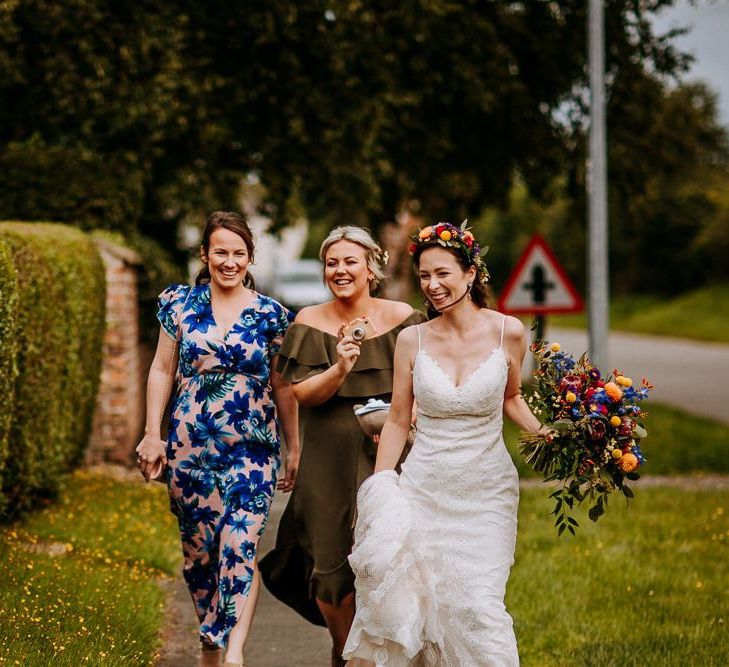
[
  {"x1": 195, "y1": 211, "x2": 256, "y2": 288},
  {"x1": 412, "y1": 241, "x2": 494, "y2": 318}
]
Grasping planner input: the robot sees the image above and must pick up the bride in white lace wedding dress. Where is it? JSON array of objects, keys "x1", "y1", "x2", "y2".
[{"x1": 343, "y1": 226, "x2": 547, "y2": 666}]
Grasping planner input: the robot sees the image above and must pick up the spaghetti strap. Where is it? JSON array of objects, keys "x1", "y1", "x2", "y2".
[
  {"x1": 499, "y1": 315, "x2": 506, "y2": 349},
  {"x1": 416, "y1": 324, "x2": 423, "y2": 350}
]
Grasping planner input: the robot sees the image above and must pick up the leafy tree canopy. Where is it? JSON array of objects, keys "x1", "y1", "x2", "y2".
[{"x1": 1, "y1": 0, "x2": 727, "y2": 294}]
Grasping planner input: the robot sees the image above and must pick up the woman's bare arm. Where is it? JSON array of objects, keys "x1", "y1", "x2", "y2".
[
  {"x1": 374, "y1": 327, "x2": 418, "y2": 472},
  {"x1": 271, "y1": 363, "x2": 300, "y2": 492},
  {"x1": 136, "y1": 328, "x2": 177, "y2": 479},
  {"x1": 501, "y1": 317, "x2": 547, "y2": 435}
]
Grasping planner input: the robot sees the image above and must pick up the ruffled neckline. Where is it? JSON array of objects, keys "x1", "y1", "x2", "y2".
[
  {"x1": 290, "y1": 311, "x2": 423, "y2": 342},
  {"x1": 277, "y1": 311, "x2": 425, "y2": 397}
]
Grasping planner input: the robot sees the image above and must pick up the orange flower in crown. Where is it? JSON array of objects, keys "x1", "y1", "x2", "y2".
[{"x1": 409, "y1": 220, "x2": 490, "y2": 284}]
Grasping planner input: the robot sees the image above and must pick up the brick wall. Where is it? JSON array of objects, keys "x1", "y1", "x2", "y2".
[{"x1": 87, "y1": 239, "x2": 144, "y2": 465}]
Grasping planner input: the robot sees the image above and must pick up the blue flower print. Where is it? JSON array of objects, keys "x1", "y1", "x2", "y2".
[
  {"x1": 226, "y1": 469, "x2": 274, "y2": 515},
  {"x1": 247, "y1": 376, "x2": 266, "y2": 402},
  {"x1": 223, "y1": 391, "x2": 251, "y2": 433},
  {"x1": 230, "y1": 567, "x2": 254, "y2": 596},
  {"x1": 175, "y1": 467, "x2": 216, "y2": 499},
  {"x1": 240, "y1": 349, "x2": 266, "y2": 376},
  {"x1": 243, "y1": 439, "x2": 275, "y2": 467},
  {"x1": 241, "y1": 541, "x2": 256, "y2": 561},
  {"x1": 180, "y1": 340, "x2": 209, "y2": 376},
  {"x1": 183, "y1": 292, "x2": 216, "y2": 334},
  {"x1": 186, "y1": 497, "x2": 220, "y2": 529},
  {"x1": 222, "y1": 544, "x2": 245, "y2": 569},
  {"x1": 211, "y1": 342, "x2": 249, "y2": 371},
  {"x1": 186, "y1": 409, "x2": 233, "y2": 449},
  {"x1": 157, "y1": 284, "x2": 291, "y2": 649},
  {"x1": 175, "y1": 497, "x2": 220, "y2": 538},
  {"x1": 166, "y1": 416, "x2": 182, "y2": 457},
  {"x1": 201, "y1": 613, "x2": 228, "y2": 640},
  {"x1": 230, "y1": 313, "x2": 268, "y2": 347},
  {"x1": 226, "y1": 513, "x2": 255, "y2": 534},
  {"x1": 156, "y1": 284, "x2": 188, "y2": 337}
]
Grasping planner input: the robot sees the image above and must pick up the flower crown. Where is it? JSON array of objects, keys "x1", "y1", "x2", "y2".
[{"x1": 408, "y1": 220, "x2": 490, "y2": 284}]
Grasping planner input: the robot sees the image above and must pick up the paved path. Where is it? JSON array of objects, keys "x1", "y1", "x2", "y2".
[{"x1": 540, "y1": 328, "x2": 729, "y2": 425}]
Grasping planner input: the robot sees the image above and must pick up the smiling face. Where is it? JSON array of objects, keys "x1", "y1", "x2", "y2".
[
  {"x1": 201, "y1": 227, "x2": 251, "y2": 290},
  {"x1": 323, "y1": 239, "x2": 374, "y2": 300},
  {"x1": 418, "y1": 246, "x2": 476, "y2": 310}
]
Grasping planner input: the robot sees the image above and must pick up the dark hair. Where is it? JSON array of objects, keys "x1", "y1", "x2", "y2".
[
  {"x1": 195, "y1": 211, "x2": 256, "y2": 288},
  {"x1": 412, "y1": 241, "x2": 494, "y2": 318}
]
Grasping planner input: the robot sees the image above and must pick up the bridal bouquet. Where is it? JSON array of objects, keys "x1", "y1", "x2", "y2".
[{"x1": 520, "y1": 342, "x2": 653, "y2": 535}]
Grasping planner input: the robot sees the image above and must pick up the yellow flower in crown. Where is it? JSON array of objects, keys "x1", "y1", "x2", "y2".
[{"x1": 409, "y1": 219, "x2": 490, "y2": 284}]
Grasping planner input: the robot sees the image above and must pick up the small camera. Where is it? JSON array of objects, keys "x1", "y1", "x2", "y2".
[{"x1": 342, "y1": 317, "x2": 377, "y2": 342}]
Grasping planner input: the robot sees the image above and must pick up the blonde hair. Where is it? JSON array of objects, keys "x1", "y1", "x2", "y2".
[{"x1": 319, "y1": 226, "x2": 387, "y2": 290}]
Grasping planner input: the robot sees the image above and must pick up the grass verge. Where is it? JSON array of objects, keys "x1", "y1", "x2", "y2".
[
  {"x1": 505, "y1": 401, "x2": 729, "y2": 479},
  {"x1": 0, "y1": 470, "x2": 179, "y2": 667},
  {"x1": 511, "y1": 486, "x2": 728, "y2": 666},
  {"x1": 548, "y1": 284, "x2": 729, "y2": 343}
]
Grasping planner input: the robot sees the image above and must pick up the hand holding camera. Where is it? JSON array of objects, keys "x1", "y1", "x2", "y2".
[{"x1": 336, "y1": 317, "x2": 377, "y2": 375}]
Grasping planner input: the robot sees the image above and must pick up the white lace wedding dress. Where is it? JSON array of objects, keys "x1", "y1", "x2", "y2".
[{"x1": 343, "y1": 319, "x2": 520, "y2": 666}]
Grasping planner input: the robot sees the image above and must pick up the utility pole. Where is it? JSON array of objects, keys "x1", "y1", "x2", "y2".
[{"x1": 587, "y1": 0, "x2": 609, "y2": 370}]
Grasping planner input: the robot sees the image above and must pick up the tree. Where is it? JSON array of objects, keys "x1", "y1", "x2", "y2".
[{"x1": 0, "y1": 0, "x2": 716, "y2": 279}]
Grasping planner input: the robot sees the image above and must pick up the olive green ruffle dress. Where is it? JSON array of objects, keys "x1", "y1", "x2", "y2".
[{"x1": 259, "y1": 312, "x2": 424, "y2": 626}]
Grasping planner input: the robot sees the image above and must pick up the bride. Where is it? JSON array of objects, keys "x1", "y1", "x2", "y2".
[{"x1": 343, "y1": 223, "x2": 548, "y2": 666}]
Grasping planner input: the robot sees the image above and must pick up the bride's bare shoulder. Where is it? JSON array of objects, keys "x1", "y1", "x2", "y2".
[
  {"x1": 502, "y1": 314, "x2": 526, "y2": 340},
  {"x1": 396, "y1": 323, "x2": 420, "y2": 346}
]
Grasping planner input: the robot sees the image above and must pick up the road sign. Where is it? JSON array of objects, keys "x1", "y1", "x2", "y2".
[{"x1": 498, "y1": 234, "x2": 584, "y2": 315}]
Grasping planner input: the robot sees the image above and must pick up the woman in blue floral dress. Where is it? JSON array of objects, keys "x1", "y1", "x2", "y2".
[{"x1": 136, "y1": 211, "x2": 299, "y2": 667}]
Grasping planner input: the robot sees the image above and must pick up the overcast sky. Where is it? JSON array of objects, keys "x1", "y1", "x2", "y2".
[{"x1": 651, "y1": 0, "x2": 729, "y2": 125}]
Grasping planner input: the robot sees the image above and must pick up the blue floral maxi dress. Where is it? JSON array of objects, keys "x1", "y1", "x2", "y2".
[{"x1": 157, "y1": 283, "x2": 292, "y2": 647}]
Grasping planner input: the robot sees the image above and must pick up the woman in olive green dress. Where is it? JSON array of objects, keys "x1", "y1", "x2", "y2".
[{"x1": 260, "y1": 226, "x2": 424, "y2": 665}]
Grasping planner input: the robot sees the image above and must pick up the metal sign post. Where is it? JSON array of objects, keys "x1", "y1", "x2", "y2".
[{"x1": 587, "y1": 0, "x2": 610, "y2": 370}]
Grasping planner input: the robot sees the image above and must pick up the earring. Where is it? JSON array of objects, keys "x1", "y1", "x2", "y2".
[{"x1": 467, "y1": 282, "x2": 473, "y2": 299}]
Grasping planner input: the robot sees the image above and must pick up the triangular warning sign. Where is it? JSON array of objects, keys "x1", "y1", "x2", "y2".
[{"x1": 497, "y1": 234, "x2": 584, "y2": 314}]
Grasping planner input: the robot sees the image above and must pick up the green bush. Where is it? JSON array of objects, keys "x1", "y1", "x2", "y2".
[
  {"x1": 0, "y1": 239, "x2": 19, "y2": 517},
  {"x1": 0, "y1": 222, "x2": 106, "y2": 519}
]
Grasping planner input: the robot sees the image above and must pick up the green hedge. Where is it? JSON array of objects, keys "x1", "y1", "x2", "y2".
[
  {"x1": 0, "y1": 222, "x2": 106, "y2": 519},
  {"x1": 0, "y1": 240, "x2": 19, "y2": 517}
]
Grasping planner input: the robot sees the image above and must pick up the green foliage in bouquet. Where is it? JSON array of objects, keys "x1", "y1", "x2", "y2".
[{"x1": 520, "y1": 342, "x2": 653, "y2": 535}]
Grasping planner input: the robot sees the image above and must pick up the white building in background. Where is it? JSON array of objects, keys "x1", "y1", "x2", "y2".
[{"x1": 246, "y1": 212, "x2": 309, "y2": 293}]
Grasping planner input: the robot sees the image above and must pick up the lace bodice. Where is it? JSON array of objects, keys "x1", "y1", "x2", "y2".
[{"x1": 415, "y1": 347, "x2": 508, "y2": 417}]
